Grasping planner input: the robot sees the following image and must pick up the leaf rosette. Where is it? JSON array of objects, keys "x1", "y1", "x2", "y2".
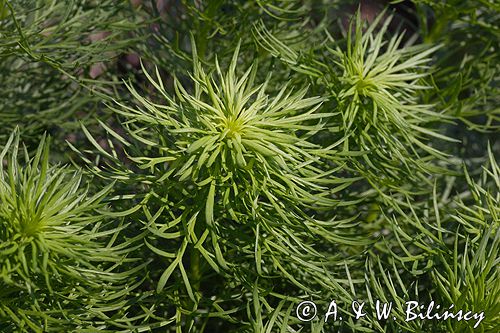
[
  {"x1": 0, "y1": 130, "x2": 140, "y2": 331},
  {"x1": 328, "y1": 13, "x2": 457, "y2": 193},
  {"x1": 96, "y1": 42, "x2": 365, "y2": 296}
]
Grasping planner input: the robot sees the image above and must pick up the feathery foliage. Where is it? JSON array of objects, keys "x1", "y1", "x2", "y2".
[
  {"x1": 0, "y1": 0, "x2": 498, "y2": 332},
  {"x1": 0, "y1": 130, "x2": 146, "y2": 331}
]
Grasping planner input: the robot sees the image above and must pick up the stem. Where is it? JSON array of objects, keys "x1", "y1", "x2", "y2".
[
  {"x1": 425, "y1": 11, "x2": 453, "y2": 44},
  {"x1": 195, "y1": 1, "x2": 222, "y2": 60},
  {"x1": 0, "y1": 0, "x2": 7, "y2": 21},
  {"x1": 190, "y1": 247, "x2": 201, "y2": 292}
]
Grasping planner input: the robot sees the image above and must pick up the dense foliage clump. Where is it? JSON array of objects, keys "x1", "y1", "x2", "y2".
[{"x1": 0, "y1": 1, "x2": 498, "y2": 332}]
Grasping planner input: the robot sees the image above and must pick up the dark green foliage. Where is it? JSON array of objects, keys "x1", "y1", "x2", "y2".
[
  {"x1": 0, "y1": 0, "x2": 498, "y2": 332},
  {"x1": 0, "y1": 0, "x2": 141, "y2": 151}
]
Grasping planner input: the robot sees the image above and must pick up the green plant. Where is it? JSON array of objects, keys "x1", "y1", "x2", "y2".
[
  {"x1": 78, "y1": 38, "x2": 373, "y2": 330},
  {"x1": 0, "y1": 0, "x2": 141, "y2": 151},
  {"x1": 328, "y1": 12, "x2": 455, "y2": 192},
  {"x1": 0, "y1": 130, "x2": 143, "y2": 332},
  {"x1": 0, "y1": 1, "x2": 498, "y2": 332}
]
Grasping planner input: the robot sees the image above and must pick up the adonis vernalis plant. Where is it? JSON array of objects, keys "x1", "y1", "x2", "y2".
[
  {"x1": 327, "y1": 13, "x2": 457, "y2": 194},
  {"x1": 0, "y1": 0, "x2": 498, "y2": 332},
  {"x1": 0, "y1": 130, "x2": 143, "y2": 331},
  {"x1": 77, "y1": 37, "x2": 374, "y2": 328}
]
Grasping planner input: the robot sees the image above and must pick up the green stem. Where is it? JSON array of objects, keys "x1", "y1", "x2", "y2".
[
  {"x1": 425, "y1": 11, "x2": 453, "y2": 44},
  {"x1": 195, "y1": 1, "x2": 222, "y2": 59},
  {"x1": 0, "y1": 0, "x2": 7, "y2": 20},
  {"x1": 190, "y1": 247, "x2": 201, "y2": 293}
]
